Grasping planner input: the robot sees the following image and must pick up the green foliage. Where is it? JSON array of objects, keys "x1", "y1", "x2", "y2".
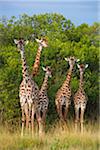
[{"x1": 0, "y1": 13, "x2": 99, "y2": 124}]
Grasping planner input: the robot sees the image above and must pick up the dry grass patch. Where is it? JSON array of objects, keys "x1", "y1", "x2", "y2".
[{"x1": 0, "y1": 122, "x2": 99, "y2": 150}]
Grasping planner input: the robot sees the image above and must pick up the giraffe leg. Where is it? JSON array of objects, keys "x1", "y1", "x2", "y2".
[
  {"x1": 21, "y1": 107, "x2": 25, "y2": 137},
  {"x1": 31, "y1": 105, "x2": 35, "y2": 137},
  {"x1": 56, "y1": 104, "x2": 60, "y2": 116},
  {"x1": 59, "y1": 105, "x2": 63, "y2": 121},
  {"x1": 38, "y1": 113, "x2": 43, "y2": 137},
  {"x1": 75, "y1": 107, "x2": 79, "y2": 132},
  {"x1": 42, "y1": 110, "x2": 47, "y2": 134},
  {"x1": 28, "y1": 104, "x2": 32, "y2": 135},
  {"x1": 56, "y1": 104, "x2": 63, "y2": 120},
  {"x1": 37, "y1": 115, "x2": 42, "y2": 136},
  {"x1": 63, "y1": 107, "x2": 68, "y2": 122},
  {"x1": 36, "y1": 110, "x2": 44, "y2": 137},
  {"x1": 24, "y1": 103, "x2": 29, "y2": 134},
  {"x1": 80, "y1": 107, "x2": 85, "y2": 133},
  {"x1": 60, "y1": 106, "x2": 68, "y2": 130},
  {"x1": 39, "y1": 118, "x2": 44, "y2": 137},
  {"x1": 36, "y1": 111, "x2": 40, "y2": 134}
]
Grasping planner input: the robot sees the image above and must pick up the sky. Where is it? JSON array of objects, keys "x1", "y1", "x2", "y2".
[{"x1": 0, "y1": 0, "x2": 99, "y2": 26}]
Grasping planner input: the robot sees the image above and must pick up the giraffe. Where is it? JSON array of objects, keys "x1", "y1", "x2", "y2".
[
  {"x1": 14, "y1": 39, "x2": 39, "y2": 136},
  {"x1": 36, "y1": 66, "x2": 52, "y2": 136},
  {"x1": 32, "y1": 38, "x2": 48, "y2": 77},
  {"x1": 74, "y1": 64, "x2": 88, "y2": 133},
  {"x1": 55, "y1": 56, "x2": 79, "y2": 123}
]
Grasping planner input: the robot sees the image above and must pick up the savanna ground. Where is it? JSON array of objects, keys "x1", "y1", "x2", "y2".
[{"x1": 0, "y1": 121, "x2": 99, "y2": 150}]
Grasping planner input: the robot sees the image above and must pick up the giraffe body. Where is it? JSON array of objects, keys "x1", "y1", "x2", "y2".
[
  {"x1": 19, "y1": 78, "x2": 39, "y2": 107},
  {"x1": 55, "y1": 74, "x2": 71, "y2": 109},
  {"x1": 55, "y1": 57, "x2": 78, "y2": 122},
  {"x1": 36, "y1": 66, "x2": 52, "y2": 136},
  {"x1": 74, "y1": 64, "x2": 88, "y2": 133},
  {"x1": 14, "y1": 39, "x2": 39, "y2": 136},
  {"x1": 20, "y1": 37, "x2": 48, "y2": 101},
  {"x1": 74, "y1": 88, "x2": 87, "y2": 110}
]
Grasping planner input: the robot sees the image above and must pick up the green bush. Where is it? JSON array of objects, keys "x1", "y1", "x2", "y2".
[{"x1": 0, "y1": 13, "x2": 99, "y2": 124}]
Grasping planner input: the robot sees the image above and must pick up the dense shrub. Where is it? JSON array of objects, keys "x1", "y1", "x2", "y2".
[{"x1": 0, "y1": 13, "x2": 99, "y2": 124}]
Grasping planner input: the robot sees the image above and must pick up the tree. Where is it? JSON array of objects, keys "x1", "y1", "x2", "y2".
[{"x1": 0, "y1": 13, "x2": 99, "y2": 125}]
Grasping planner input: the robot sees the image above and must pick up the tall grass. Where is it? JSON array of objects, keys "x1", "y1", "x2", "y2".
[{"x1": 0, "y1": 122, "x2": 99, "y2": 150}]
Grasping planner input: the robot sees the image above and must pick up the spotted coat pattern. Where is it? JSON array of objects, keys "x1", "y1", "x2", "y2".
[
  {"x1": 15, "y1": 40, "x2": 39, "y2": 108},
  {"x1": 32, "y1": 38, "x2": 48, "y2": 77},
  {"x1": 55, "y1": 72, "x2": 72, "y2": 109},
  {"x1": 36, "y1": 66, "x2": 52, "y2": 116},
  {"x1": 74, "y1": 64, "x2": 88, "y2": 110},
  {"x1": 55, "y1": 56, "x2": 77, "y2": 120}
]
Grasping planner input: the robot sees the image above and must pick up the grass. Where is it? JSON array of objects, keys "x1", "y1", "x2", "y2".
[{"x1": 0, "y1": 122, "x2": 99, "y2": 150}]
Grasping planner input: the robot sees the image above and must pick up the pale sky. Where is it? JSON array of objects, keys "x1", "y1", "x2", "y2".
[{"x1": 0, "y1": 0, "x2": 99, "y2": 26}]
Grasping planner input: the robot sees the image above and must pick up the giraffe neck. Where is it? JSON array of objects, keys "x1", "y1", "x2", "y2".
[
  {"x1": 20, "y1": 51, "x2": 29, "y2": 80},
  {"x1": 40, "y1": 74, "x2": 49, "y2": 93},
  {"x1": 79, "y1": 72, "x2": 84, "y2": 89},
  {"x1": 32, "y1": 45, "x2": 42, "y2": 77},
  {"x1": 63, "y1": 67, "x2": 73, "y2": 86}
]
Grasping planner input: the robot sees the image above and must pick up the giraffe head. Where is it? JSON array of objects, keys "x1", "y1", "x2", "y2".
[
  {"x1": 35, "y1": 38, "x2": 48, "y2": 48},
  {"x1": 77, "y1": 64, "x2": 88, "y2": 73},
  {"x1": 14, "y1": 39, "x2": 29, "y2": 51},
  {"x1": 65, "y1": 56, "x2": 79, "y2": 69},
  {"x1": 42, "y1": 66, "x2": 52, "y2": 78}
]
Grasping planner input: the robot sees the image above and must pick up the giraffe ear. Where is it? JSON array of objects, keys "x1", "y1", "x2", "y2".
[
  {"x1": 76, "y1": 59, "x2": 80, "y2": 62},
  {"x1": 85, "y1": 64, "x2": 88, "y2": 68},
  {"x1": 25, "y1": 40, "x2": 29, "y2": 45},
  {"x1": 42, "y1": 66, "x2": 46, "y2": 71},
  {"x1": 35, "y1": 38, "x2": 41, "y2": 43},
  {"x1": 77, "y1": 64, "x2": 80, "y2": 68},
  {"x1": 65, "y1": 58, "x2": 69, "y2": 61},
  {"x1": 14, "y1": 39, "x2": 18, "y2": 44}
]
